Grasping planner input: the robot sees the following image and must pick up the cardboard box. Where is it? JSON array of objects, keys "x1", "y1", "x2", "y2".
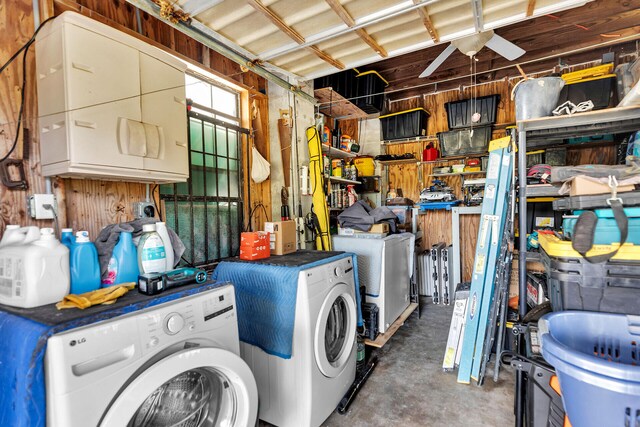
[
  {"x1": 239, "y1": 231, "x2": 270, "y2": 260},
  {"x1": 264, "y1": 220, "x2": 297, "y2": 255},
  {"x1": 570, "y1": 175, "x2": 634, "y2": 197}
]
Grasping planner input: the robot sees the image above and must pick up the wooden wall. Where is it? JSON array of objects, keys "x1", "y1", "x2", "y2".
[
  {"x1": 384, "y1": 71, "x2": 617, "y2": 281},
  {"x1": 0, "y1": 0, "x2": 271, "y2": 239}
]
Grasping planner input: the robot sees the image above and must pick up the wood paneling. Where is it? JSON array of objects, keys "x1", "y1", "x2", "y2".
[{"x1": 0, "y1": 0, "x2": 270, "y2": 238}]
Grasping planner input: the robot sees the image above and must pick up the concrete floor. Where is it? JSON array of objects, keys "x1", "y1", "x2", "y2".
[{"x1": 321, "y1": 299, "x2": 516, "y2": 427}]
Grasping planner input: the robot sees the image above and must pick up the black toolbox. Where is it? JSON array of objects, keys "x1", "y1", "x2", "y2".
[
  {"x1": 445, "y1": 94, "x2": 499, "y2": 129},
  {"x1": 541, "y1": 249, "x2": 640, "y2": 314},
  {"x1": 557, "y1": 75, "x2": 617, "y2": 110},
  {"x1": 379, "y1": 108, "x2": 429, "y2": 140},
  {"x1": 437, "y1": 126, "x2": 492, "y2": 157}
]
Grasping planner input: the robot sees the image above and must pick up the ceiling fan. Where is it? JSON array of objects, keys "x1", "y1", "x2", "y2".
[{"x1": 419, "y1": 30, "x2": 525, "y2": 78}]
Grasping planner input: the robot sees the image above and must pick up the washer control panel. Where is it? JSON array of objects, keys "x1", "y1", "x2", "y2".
[{"x1": 137, "y1": 284, "x2": 235, "y2": 354}]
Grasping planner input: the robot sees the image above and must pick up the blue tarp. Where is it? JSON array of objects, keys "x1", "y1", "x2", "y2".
[
  {"x1": 213, "y1": 252, "x2": 363, "y2": 359},
  {"x1": 0, "y1": 281, "x2": 226, "y2": 427}
]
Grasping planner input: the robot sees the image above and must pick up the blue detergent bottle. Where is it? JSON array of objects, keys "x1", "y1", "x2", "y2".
[
  {"x1": 70, "y1": 231, "x2": 101, "y2": 294},
  {"x1": 60, "y1": 228, "x2": 74, "y2": 249},
  {"x1": 103, "y1": 231, "x2": 139, "y2": 286}
]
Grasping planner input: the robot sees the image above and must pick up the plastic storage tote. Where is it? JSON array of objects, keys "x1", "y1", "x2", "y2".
[
  {"x1": 379, "y1": 108, "x2": 429, "y2": 140},
  {"x1": 540, "y1": 246, "x2": 640, "y2": 315},
  {"x1": 444, "y1": 94, "x2": 499, "y2": 129},
  {"x1": 354, "y1": 71, "x2": 387, "y2": 114},
  {"x1": 562, "y1": 207, "x2": 640, "y2": 245},
  {"x1": 557, "y1": 75, "x2": 616, "y2": 110},
  {"x1": 539, "y1": 311, "x2": 640, "y2": 427},
  {"x1": 437, "y1": 126, "x2": 492, "y2": 157}
]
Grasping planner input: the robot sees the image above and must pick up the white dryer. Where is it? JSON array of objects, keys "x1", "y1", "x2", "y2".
[
  {"x1": 333, "y1": 233, "x2": 414, "y2": 333},
  {"x1": 240, "y1": 256, "x2": 357, "y2": 427},
  {"x1": 45, "y1": 284, "x2": 258, "y2": 427}
]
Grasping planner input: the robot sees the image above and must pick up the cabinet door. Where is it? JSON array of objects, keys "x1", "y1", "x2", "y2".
[
  {"x1": 69, "y1": 98, "x2": 143, "y2": 170},
  {"x1": 63, "y1": 24, "x2": 140, "y2": 112},
  {"x1": 140, "y1": 54, "x2": 188, "y2": 177}
]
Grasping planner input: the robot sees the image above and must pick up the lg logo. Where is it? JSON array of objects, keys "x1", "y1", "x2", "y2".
[{"x1": 69, "y1": 337, "x2": 87, "y2": 347}]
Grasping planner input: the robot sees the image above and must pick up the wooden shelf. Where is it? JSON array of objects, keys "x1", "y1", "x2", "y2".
[
  {"x1": 328, "y1": 176, "x2": 361, "y2": 185},
  {"x1": 428, "y1": 171, "x2": 486, "y2": 177},
  {"x1": 365, "y1": 302, "x2": 418, "y2": 348},
  {"x1": 315, "y1": 87, "x2": 378, "y2": 119},
  {"x1": 321, "y1": 144, "x2": 356, "y2": 159},
  {"x1": 417, "y1": 153, "x2": 488, "y2": 165},
  {"x1": 378, "y1": 158, "x2": 419, "y2": 166}
]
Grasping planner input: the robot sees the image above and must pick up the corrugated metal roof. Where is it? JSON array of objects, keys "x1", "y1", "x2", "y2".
[{"x1": 174, "y1": 0, "x2": 594, "y2": 81}]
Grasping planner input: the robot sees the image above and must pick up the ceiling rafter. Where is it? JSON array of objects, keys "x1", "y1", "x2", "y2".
[
  {"x1": 412, "y1": 0, "x2": 439, "y2": 43},
  {"x1": 526, "y1": 0, "x2": 537, "y2": 17},
  {"x1": 471, "y1": 0, "x2": 484, "y2": 32},
  {"x1": 246, "y1": 0, "x2": 345, "y2": 69},
  {"x1": 324, "y1": 0, "x2": 388, "y2": 57}
]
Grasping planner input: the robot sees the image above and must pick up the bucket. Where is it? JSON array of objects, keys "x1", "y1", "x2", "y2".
[
  {"x1": 539, "y1": 311, "x2": 640, "y2": 427},
  {"x1": 512, "y1": 77, "x2": 565, "y2": 121}
]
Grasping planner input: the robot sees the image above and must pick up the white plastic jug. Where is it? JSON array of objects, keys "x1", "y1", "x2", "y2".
[
  {"x1": 0, "y1": 225, "x2": 40, "y2": 247},
  {"x1": 0, "y1": 228, "x2": 70, "y2": 308},
  {"x1": 155, "y1": 222, "x2": 174, "y2": 270}
]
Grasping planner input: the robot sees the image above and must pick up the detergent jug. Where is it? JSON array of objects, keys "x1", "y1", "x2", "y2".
[
  {"x1": 103, "y1": 231, "x2": 139, "y2": 286},
  {"x1": 0, "y1": 228, "x2": 70, "y2": 308},
  {"x1": 138, "y1": 224, "x2": 167, "y2": 274},
  {"x1": 155, "y1": 222, "x2": 174, "y2": 271},
  {"x1": 60, "y1": 228, "x2": 74, "y2": 249},
  {"x1": 69, "y1": 231, "x2": 101, "y2": 294}
]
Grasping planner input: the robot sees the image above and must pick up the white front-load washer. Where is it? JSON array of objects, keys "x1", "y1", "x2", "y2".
[
  {"x1": 240, "y1": 256, "x2": 357, "y2": 427},
  {"x1": 45, "y1": 284, "x2": 258, "y2": 427}
]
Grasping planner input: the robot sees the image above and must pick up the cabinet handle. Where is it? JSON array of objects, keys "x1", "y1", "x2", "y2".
[
  {"x1": 74, "y1": 120, "x2": 97, "y2": 129},
  {"x1": 72, "y1": 62, "x2": 94, "y2": 73}
]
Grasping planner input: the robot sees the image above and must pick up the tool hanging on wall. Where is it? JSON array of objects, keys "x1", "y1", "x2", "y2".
[
  {"x1": 306, "y1": 126, "x2": 331, "y2": 251},
  {"x1": 277, "y1": 114, "x2": 292, "y2": 188},
  {"x1": 280, "y1": 187, "x2": 290, "y2": 221}
]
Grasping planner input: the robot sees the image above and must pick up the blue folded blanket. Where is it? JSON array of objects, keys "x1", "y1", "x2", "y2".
[
  {"x1": 213, "y1": 252, "x2": 363, "y2": 359},
  {"x1": 0, "y1": 281, "x2": 226, "y2": 427}
]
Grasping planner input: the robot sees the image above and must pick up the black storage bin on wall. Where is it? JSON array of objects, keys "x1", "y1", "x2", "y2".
[
  {"x1": 314, "y1": 69, "x2": 359, "y2": 100},
  {"x1": 354, "y1": 71, "x2": 387, "y2": 114},
  {"x1": 437, "y1": 126, "x2": 492, "y2": 157},
  {"x1": 445, "y1": 94, "x2": 500, "y2": 129},
  {"x1": 379, "y1": 108, "x2": 429, "y2": 140}
]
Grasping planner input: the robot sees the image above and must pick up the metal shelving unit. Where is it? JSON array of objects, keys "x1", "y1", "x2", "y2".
[
  {"x1": 321, "y1": 144, "x2": 357, "y2": 159},
  {"x1": 328, "y1": 176, "x2": 361, "y2": 185},
  {"x1": 515, "y1": 105, "x2": 640, "y2": 427}
]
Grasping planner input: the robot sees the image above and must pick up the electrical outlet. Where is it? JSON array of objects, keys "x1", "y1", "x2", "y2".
[
  {"x1": 133, "y1": 201, "x2": 155, "y2": 218},
  {"x1": 28, "y1": 194, "x2": 56, "y2": 219}
]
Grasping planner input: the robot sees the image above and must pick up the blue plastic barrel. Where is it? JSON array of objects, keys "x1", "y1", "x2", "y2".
[{"x1": 540, "y1": 311, "x2": 640, "y2": 427}]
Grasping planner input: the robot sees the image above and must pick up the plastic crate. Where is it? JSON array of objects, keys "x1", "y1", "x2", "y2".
[
  {"x1": 539, "y1": 311, "x2": 640, "y2": 427},
  {"x1": 566, "y1": 134, "x2": 614, "y2": 145},
  {"x1": 437, "y1": 126, "x2": 491, "y2": 157},
  {"x1": 354, "y1": 71, "x2": 387, "y2": 114},
  {"x1": 445, "y1": 94, "x2": 499, "y2": 129},
  {"x1": 541, "y1": 248, "x2": 640, "y2": 315},
  {"x1": 379, "y1": 108, "x2": 429, "y2": 140},
  {"x1": 314, "y1": 69, "x2": 358, "y2": 100},
  {"x1": 562, "y1": 207, "x2": 640, "y2": 245},
  {"x1": 557, "y1": 75, "x2": 617, "y2": 110}
]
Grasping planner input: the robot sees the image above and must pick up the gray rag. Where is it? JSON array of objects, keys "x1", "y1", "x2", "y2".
[
  {"x1": 337, "y1": 200, "x2": 398, "y2": 232},
  {"x1": 95, "y1": 218, "x2": 186, "y2": 280}
]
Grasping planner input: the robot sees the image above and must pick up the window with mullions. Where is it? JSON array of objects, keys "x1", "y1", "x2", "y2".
[{"x1": 160, "y1": 75, "x2": 247, "y2": 267}]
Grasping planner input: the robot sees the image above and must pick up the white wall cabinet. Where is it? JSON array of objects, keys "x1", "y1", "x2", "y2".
[{"x1": 36, "y1": 12, "x2": 189, "y2": 183}]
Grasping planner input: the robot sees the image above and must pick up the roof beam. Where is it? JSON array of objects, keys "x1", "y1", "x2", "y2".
[
  {"x1": 325, "y1": 0, "x2": 388, "y2": 57},
  {"x1": 526, "y1": 0, "x2": 536, "y2": 17},
  {"x1": 246, "y1": 0, "x2": 344, "y2": 69},
  {"x1": 412, "y1": 0, "x2": 439, "y2": 42},
  {"x1": 471, "y1": 0, "x2": 484, "y2": 32}
]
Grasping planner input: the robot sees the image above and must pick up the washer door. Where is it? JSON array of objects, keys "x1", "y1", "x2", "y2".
[
  {"x1": 314, "y1": 282, "x2": 356, "y2": 378},
  {"x1": 100, "y1": 347, "x2": 257, "y2": 427}
]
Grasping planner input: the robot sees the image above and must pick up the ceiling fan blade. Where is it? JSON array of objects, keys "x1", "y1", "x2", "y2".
[
  {"x1": 484, "y1": 34, "x2": 525, "y2": 60},
  {"x1": 419, "y1": 44, "x2": 457, "y2": 78}
]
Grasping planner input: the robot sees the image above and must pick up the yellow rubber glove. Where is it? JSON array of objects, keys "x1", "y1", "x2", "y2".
[{"x1": 56, "y1": 283, "x2": 136, "y2": 310}]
